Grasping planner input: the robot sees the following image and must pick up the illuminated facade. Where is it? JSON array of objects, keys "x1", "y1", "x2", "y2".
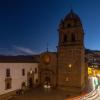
[{"x1": 0, "y1": 56, "x2": 38, "y2": 98}]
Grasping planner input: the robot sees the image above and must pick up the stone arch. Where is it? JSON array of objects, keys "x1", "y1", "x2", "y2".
[{"x1": 40, "y1": 69, "x2": 55, "y2": 88}]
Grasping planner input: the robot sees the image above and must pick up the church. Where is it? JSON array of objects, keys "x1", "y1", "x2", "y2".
[
  {"x1": 0, "y1": 10, "x2": 88, "y2": 98},
  {"x1": 38, "y1": 10, "x2": 88, "y2": 95}
]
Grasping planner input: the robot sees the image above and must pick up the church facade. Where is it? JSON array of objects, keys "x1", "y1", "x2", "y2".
[{"x1": 38, "y1": 10, "x2": 88, "y2": 95}]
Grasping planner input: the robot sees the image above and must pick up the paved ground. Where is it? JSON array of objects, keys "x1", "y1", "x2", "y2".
[
  {"x1": 10, "y1": 87, "x2": 68, "y2": 100},
  {"x1": 9, "y1": 77, "x2": 96, "y2": 100}
]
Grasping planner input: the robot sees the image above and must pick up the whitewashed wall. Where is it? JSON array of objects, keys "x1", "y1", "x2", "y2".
[{"x1": 0, "y1": 63, "x2": 38, "y2": 95}]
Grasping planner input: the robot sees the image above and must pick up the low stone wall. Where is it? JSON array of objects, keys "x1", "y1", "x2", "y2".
[{"x1": 0, "y1": 90, "x2": 16, "y2": 100}]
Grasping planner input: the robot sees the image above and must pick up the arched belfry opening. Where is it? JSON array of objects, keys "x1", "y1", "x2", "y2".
[
  {"x1": 67, "y1": 23, "x2": 71, "y2": 28},
  {"x1": 71, "y1": 33, "x2": 76, "y2": 42},
  {"x1": 63, "y1": 34, "x2": 67, "y2": 43}
]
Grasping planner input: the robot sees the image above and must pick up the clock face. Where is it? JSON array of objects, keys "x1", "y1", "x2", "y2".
[{"x1": 43, "y1": 54, "x2": 51, "y2": 64}]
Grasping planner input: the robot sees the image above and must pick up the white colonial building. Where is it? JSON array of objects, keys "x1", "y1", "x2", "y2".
[{"x1": 0, "y1": 55, "x2": 38, "y2": 98}]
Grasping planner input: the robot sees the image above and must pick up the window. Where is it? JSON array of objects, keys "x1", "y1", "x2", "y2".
[
  {"x1": 35, "y1": 68, "x2": 37, "y2": 73},
  {"x1": 67, "y1": 23, "x2": 71, "y2": 28},
  {"x1": 22, "y1": 69, "x2": 25, "y2": 76},
  {"x1": 7, "y1": 83, "x2": 11, "y2": 89},
  {"x1": 36, "y1": 79, "x2": 38, "y2": 83},
  {"x1": 6, "y1": 68, "x2": 10, "y2": 77},
  {"x1": 71, "y1": 33, "x2": 76, "y2": 42},
  {"x1": 63, "y1": 34, "x2": 67, "y2": 43},
  {"x1": 5, "y1": 82, "x2": 11, "y2": 90}
]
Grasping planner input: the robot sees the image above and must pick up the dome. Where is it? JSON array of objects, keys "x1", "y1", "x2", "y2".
[
  {"x1": 64, "y1": 10, "x2": 81, "y2": 21},
  {"x1": 59, "y1": 10, "x2": 82, "y2": 29}
]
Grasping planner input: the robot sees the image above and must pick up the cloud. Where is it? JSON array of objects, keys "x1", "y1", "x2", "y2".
[
  {"x1": 13, "y1": 45, "x2": 37, "y2": 55},
  {"x1": 0, "y1": 46, "x2": 38, "y2": 55}
]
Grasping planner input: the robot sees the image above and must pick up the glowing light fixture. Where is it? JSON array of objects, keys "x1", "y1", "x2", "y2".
[
  {"x1": 65, "y1": 77, "x2": 69, "y2": 81},
  {"x1": 69, "y1": 64, "x2": 72, "y2": 68},
  {"x1": 30, "y1": 69, "x2": 33, "y2": 74}
]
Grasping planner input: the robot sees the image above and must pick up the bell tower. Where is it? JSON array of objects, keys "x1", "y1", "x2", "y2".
[{"x1": 57, "y1": 10, "x2": 86, "y2": 95}]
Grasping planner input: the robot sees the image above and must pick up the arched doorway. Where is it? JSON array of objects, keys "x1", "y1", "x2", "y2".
[
  {"x1": 45, "y1": 77, "x2": 50, "y2": 83},
  {"x1": 40, "y1": 70, "x2": 55, "y2": 88},
  {"x1": 21, "y1": 82, "x2": 26, "y2": 91},
  {"x1": 43, "y1": 77, "x2": 51, "y2": 88}
]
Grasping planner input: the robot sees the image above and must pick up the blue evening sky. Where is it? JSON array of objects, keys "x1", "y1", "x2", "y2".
[{"x1": 0, "y1": 0, "x2": 100, "y2": 55}]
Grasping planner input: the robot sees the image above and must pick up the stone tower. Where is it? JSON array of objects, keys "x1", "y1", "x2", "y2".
[{"x1": 57, "y1": 10, "x2": 86, "y2": 95}]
